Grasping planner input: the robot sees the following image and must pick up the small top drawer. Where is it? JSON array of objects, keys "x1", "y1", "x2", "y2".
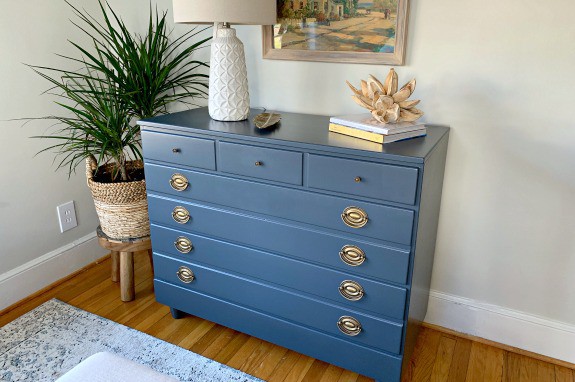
[
  {"x1": 142, "y1": 131, "x2": 216, "y2": 170},
  {"x1": 219, "y1": 142, "x2": 303, "y2": 185},
  {"x1": 308, "y1": 155, "x2": 419, "y2": 205}
]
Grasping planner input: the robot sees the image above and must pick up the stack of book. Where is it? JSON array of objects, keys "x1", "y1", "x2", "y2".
[{"x1": 329, "y1": 114, "x2": 426, "y2": 144}]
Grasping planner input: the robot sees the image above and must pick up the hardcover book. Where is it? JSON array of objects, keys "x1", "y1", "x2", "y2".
[
  {"x1": 330, "y1": 113, "x2": 425, "y2": 135},
  {"x1": 329, "y1": 123, "x2": 427, "y2": 144}
]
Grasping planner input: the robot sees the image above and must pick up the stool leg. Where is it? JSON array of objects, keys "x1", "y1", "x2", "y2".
[
  {"x1": 148, "y1": 249, "x2": 154, "y2": 274},
  {"x1": 120, "y1": 251, "x2": 135, "y2": 302},
  {"x1": 111, "y1": 251, "x2": 120, "y2": 283}
]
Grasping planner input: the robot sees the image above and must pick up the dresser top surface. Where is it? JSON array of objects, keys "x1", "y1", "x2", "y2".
[{"x1": 139, "y1": 107, "x2": 449, "y2": 164}]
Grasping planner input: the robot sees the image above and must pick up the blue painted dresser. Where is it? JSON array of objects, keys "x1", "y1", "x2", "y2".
[{"x1": 139, "y1": 108, "x2": 449, "y2": 382}]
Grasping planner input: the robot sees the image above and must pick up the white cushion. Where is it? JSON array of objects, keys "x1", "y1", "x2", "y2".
[{"x1": 56, "y1": 352, "x2": 179, "y2": 382}]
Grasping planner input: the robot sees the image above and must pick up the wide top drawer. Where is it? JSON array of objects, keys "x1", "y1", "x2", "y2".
[
  {"x1": 218, "y1": 142, "x2": 303, "y2": 185},
  {"x1": 308, "y1": 155, "x2": 419, "y2": 205},
  {"x1": 142, "y1": 131, "x2": 216, "y2": 171}
]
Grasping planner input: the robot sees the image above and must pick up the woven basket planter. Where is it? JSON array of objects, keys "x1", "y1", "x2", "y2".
[{"x1": 86, "y1": 157, "x2": 150, "y2": 239}]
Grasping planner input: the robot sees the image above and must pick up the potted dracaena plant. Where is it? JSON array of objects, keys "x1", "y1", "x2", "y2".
[{"x1": 30, "y1": 1, "x2": 210, "y2": 239}]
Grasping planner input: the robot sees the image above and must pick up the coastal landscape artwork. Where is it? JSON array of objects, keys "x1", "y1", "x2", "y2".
[{"x1": 263, "y1": 0, "x2": 409, "y2": 64}]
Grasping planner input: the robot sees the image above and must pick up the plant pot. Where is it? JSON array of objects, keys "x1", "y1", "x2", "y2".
[{"x1": 86, "y1": 157, "x2": 150, "y2": 239}]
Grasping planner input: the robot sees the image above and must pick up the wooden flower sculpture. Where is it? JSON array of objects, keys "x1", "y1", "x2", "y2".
[{"x1": 346, "y1": 68, "x2": 423, "y2": 124}]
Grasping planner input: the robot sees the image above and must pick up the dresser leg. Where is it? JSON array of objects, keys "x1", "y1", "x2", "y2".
[{"x1": 170, "y1": 307, "x2": 187, "y2": 319}]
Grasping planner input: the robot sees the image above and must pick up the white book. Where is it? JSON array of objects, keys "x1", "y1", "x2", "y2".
[{"x1": 330, "y1": 113, "x2": 425, "y2": 135}]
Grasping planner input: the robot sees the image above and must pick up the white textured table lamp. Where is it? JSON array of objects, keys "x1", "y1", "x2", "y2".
[{"x1": 173, "y1": 0, "x2": 276, "y2": 121}]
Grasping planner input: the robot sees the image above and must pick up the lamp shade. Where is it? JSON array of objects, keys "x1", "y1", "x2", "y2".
[{"x1": 173, "y1": 0, "x2": 277, "y2": 25}]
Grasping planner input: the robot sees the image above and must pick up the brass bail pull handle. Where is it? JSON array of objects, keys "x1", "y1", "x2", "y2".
[
  {"x1": 172, "y1": 206, "x2": 191, "y2": 224},
  {"x1": 176, "y1": 266, "x2": 195, "y2": 284},
  {"x1": 341, "y1": 206, "x2": 368, "y2": 228},
  {"x1": 339, "y1": 245, "x2": 366, "y2": 267},
  {"x1": 174, "y1": 236, "x2": 193, "y2": 254},
  {"x1": 169, "y1": 173, "x2": 189, "y2": 191},
  {"x1": 337, "y1": 316, "x2": 362, "y2": 336},
  {"x1": 339, "y1": 280, "x2": 365, "y2": 301}
]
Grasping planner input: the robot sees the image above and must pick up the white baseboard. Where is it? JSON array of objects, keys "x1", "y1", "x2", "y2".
[
  {"x1": 425, "y1": 290, "x2": 575, "y2": 364},
  {"x1": 0, "y1": 233, "x2": 107, "y2": 311}
]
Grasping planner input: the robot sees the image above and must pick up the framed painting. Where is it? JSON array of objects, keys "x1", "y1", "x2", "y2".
[{"x1": 263, "y1": 0, "x2": 409, "y2": 65}]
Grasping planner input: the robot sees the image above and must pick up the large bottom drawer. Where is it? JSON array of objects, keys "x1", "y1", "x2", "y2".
[
  {"x1": 154, "y1": 254, "x2": 404, "y2": 354},
  {"x1": 155, "y1": 280, "x2": 403, "y2": 382},
  {"x1": 151, "y1": 224, "x2": 407, "y2": 320}
]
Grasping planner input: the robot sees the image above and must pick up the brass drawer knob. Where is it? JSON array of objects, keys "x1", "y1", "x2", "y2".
[
  {"x1": 339, "y1": 245, "x2": 366, "y2": 267},
  {"x1": 174, "y1": 236, "x2": 193, "y2": 254},
  {"x1": 355, "y1": 176, "x2": 362, "y2": 183},
  {"x1": 337, "y1": 316, "x2": 362, "y2": 336},
  {"x1": 341, "y1": 206, "x2": 369, "y2": 228},
  {"x1": 339, "y1": 280, "x2": 365, "y2": 301},
  {"x1": 169, "y1": 173, "x2": 189, "y2": 191},
  {"x1": 176, "y1": 266, "x2": 195, "y2": 284},
  {"x1": 172, "y1": 206, "x2": 190, "y2": 224},
  {"x1": 255, "y1": 161, "x2": 263, "y2": 166}
]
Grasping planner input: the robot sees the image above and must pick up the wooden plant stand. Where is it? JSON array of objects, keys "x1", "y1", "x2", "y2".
[{"x1": 96, "y1": 226, "x2": 153, "y2": 302}]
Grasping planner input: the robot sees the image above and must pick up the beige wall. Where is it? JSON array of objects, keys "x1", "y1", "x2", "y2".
[{"x1": 0, "y1": 1, "x2": 102, "y2": 275}]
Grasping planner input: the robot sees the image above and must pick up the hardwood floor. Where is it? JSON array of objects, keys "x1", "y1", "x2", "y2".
[{"x1": 1, "y1": 253, "x2": 573, "y2": 382}]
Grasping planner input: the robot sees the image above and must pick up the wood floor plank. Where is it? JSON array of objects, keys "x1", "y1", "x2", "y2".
[
  {"x1": 466, "y1": 342, "x2": 488, "y2": 381},
  {"x1": 319, "y1": 364, "x2": 345, "y2": 382},
  {"x1": 161, "y1": 314, "x2": 206, "y2": 345},
  {"x1": 238, "y1": 339, "x2": 275, "y2": 375},
  {"x1": 411, "y1": 327, "x2": 442, "y2": 381},
  {"x1": 212, "y1": 331, "x2": 251, "y2": 364},
  {"x1": 227, "y1": 336, "x2": 263, "y2": 370},
  {"x1": 176, "y1": 318, "x2": 217, "y2": 350},
  {"x1": 337, "y1": 369, "x2": 360, "y2": 382},
  {"x1": 537, "y1": 359, "x2": 556, "y2": 382},
  {"x1": 249, "y1": 344, "x2": 290, "y2": 381},
  {"x1": 282, "y1": 354, "x2": 314, "y2": 382},
  {"x1": 301, "y1": 359, "x2": 331, "y2": 381},
  {"x1": 131, "y1": 306, "x2": 171, "y2": 332},
  {"x1": 430, "y1": 335, "x2": 456, "y2": 382},
  {"x1": 267, "y1": 351, "x2": 305, "y2": 382},
  {"x1": 505, "y1": 352, "x2": 522, "y2": 382},
  {"x1": 555, "y1": 365, "x2": 575, "y2": 382},
  {"x1": 447, "y1": 337, "x2": 472, "y2": 382},
  {"x1": 190, "y1": 325, "x2": 228, "y2": 355},
  {"x1": 200, "y1": 327, "x2": 237, "y2": 360},
  {"x1": 105, "y1": 293, "x2": 156, "y2": 324},
  {"x1": 519, "y1": 354, "x2": 539, "y2": 382},
  {"x1": 483, "y1": 346, "x2": 504, "y2": 382}
]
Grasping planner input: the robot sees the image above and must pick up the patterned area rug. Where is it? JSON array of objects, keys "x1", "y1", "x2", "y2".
[{"x1": 0, "y1": 299, "x2": 261, "y2": 382}]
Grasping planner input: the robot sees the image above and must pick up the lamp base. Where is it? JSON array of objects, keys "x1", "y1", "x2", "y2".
[{"x1": 208, "y1": 25, "x2": 250, "y2": 122}]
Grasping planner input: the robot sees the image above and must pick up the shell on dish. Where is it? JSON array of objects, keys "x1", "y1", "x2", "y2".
[{"x1": 253, "y1": 113, "x2": 281, "y2": 129}]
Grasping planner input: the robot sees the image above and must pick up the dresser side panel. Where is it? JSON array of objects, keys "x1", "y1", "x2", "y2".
[{"x1": 402, "y1": 133, "x2": 450, "y2": 373}]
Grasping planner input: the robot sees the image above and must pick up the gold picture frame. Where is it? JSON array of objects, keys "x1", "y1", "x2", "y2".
[{"x1": 263, "y1": 0, "x2": 409, "y2": 65}]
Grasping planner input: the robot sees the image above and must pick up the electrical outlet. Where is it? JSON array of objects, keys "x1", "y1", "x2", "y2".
[{"x1": 57, "y1": 201, "x2": 78, "y2": 233}]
